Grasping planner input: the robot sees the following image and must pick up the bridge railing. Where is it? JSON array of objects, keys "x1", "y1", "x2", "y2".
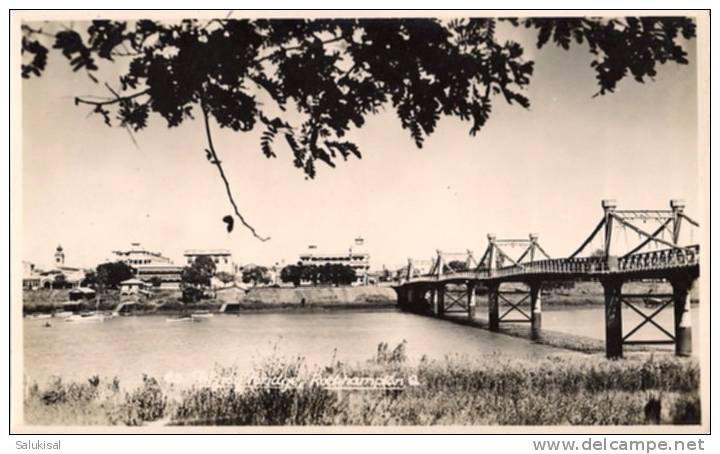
[
  {"x1": 401, "y1": 245, "x2": 700, "y2": 284},
  {"x1": 403, "y1": 270, "x2": 479, "y2": 283},
  {"x1": 618, "y1": 245, "x2": 700, "y2": 271},
  {"x1": 487, "y1": 256, "x2": 608, "y2": 277}
]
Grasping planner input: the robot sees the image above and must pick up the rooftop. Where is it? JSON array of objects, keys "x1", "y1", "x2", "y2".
[
  {"x1": 300, "y1": 251, "x2": 369, "y2": 259},
  {"x1": 112, "y1": 243, "x2": 170, "y2": 259},
  {"x1": 135, "y1": 264, "x2": 184, "y2": 270},
  {"x1": 112, "y1": 249, "x2": 168, "y2": 258},
  {"x1": 120, "y1": 278, "x2": 146, "y2": 285},
  {"x1": 184, "y1": 249, "x2": 231, "y2": 256}
]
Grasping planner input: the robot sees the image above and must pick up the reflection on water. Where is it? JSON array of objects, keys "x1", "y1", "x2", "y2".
[
  {"x1": 23, "y1": 311, "x2": 565, "y2": 386},
  {"x1": 540, "y1": 305, "x2": 700, "y2": 352},
  {"x1": 470, "y1": 304, "x2": 700, "y2": 352},
  {"x1": 23, "y1": 305, "x2": 700, "y2": 387}
]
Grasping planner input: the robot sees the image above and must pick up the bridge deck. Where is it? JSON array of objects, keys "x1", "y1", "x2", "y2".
[{"x1": 398, "y1": 245, "x2": 699, "y2": 286}]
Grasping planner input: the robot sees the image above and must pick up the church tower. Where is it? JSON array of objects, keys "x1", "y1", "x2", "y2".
[{"x1": 54, "y1": 245, "x2": 65, "y2": 266}]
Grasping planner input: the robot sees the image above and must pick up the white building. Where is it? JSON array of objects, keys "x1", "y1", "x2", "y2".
[
  {"x1": 298, "y1": 237, "x2": 370, "y2": 285},
  {"x1": 119, "y1": 278, "x2": 149, "y2": 295},
  {"x1": 21, "y1": 247, "x2": 84, "y2": 290},
  {"x1": 28, "y1": 245, "x2": 87, "y2": 289},
  {"x1": 111, "y1": 243, "x2": 182, "y2": 288},
  {"x1": 22, "y1": 261, "x2": 42, "y2": 290},
  {"x1": 184, "y1": 249, "x2": 235, "y2": 274},
  {"x1": 112, "y1": 242, "x2": 173, "y2": 267}
]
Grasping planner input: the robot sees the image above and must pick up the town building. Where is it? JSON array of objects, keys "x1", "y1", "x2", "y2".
[
  {"x1": 25, "y1": 245, "x2": 87, "y2": 289},
  {"x1": 22, "y1": 261, "x2": 41, "y2": 290},
  {"x1": 112, "y1": 242, "x2": 173, "y2": 267},
  {"x1": 135, "y1": 265, "x2": 184, "y2": 289},
  {"x1": 111, "y1": 243, "x2": 183, "y2": 288},
  {"x1": 52, "y1": 245, "x2": 86, "y2": 285},
  {"x1": 184, "y1": 249, "x2": 235, "y2": 274},
  {"x1": 119, "y1": 278, "x2": 149, "y2": 295},
  {"x1": 298, "y1": 237, "x2": 370, "y2": 285}
]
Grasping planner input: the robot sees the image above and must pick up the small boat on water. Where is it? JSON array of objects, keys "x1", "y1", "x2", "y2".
[
  {"x1": 165, "y1": 316, "x2": 196, "y2": 323},
  {"x1": 29, "y1": 313, "x2": 52, "y2": 320},
  {"x1": 53, "y1": 311, "x2": 74, "y2": 318},
  {"x1": 65, "y1": 313, "x2": 105, "y2": 323},
  {"x1": 191, "y1": 311, "x2": 214, "y2": 319},
  {"x1": 644, "y1": 297, "x2": 665, "y2": 308}
]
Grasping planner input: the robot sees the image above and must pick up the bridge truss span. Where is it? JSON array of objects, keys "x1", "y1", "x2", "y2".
[{"x1": 395, "y1": 200, "x2": 701, "y2": 358}]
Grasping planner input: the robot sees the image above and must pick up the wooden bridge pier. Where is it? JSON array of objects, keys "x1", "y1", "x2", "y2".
[
  {"x1": 487, "y1": 283, "x2": 499, "y2": 331},
  {"x1": 671, "y1": 277, "x2": 694, "y2": 357},
  {"x1": 602, "y1": 276, "x2": 695, "y2": 359},
  {"x1": 529, "y1": 282, "x2": 542, "y2": 338},
  {"x1": 485, "y1": 281, "x2": 543, "y2": 335},
  {"x1": 430, "y1": 281, "x2": 477, "y2": 319},
  {"x1": 413, "y1": 286, "x2": 430, "y2": 312},
  {"x1": 401, "y1": 251, "x2": 482, "y2": 318},
  {"x1": 396, "y1": 286, "x2": 407, "y2": 308},
  {"x1": 399, "y1": 285, "x2": 414, "y2": 310},
  {"x1": 601, "y1": 278, "x2": 624, "y2": 358},
  {"x1": 432, "y1": 286, "x2": 445, "y2": 316},
  {"x1": 599, "y1": 199, "x2": 697, "y2": 358},
  {"x1": 467, "y1": 282, "x2": 477, "y2": 318}
]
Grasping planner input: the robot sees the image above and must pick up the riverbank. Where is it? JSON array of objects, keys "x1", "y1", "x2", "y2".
[
  {"x1": 436, "y1": 312, "x2": 647, "y2": 355},
  {"x1": 23, "y1": 344, "x2": 700, "y2": 427},
  {"x1": 232, "y1": 285, "x2": 397, "y2": 307},
  {"x1": 21, "y1": 280, "x2": 699, "y2": 316},
  {"x1": 22, "y1": 285, "x2": 398, "y2": 315}
]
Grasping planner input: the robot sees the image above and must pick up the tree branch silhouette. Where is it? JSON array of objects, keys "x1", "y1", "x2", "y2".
[
  {"x1": 254, "y1": 35, "x2": 347, "y2": 64},
  {"x1": 21, "y1": 17, "x2": 696, "y2": 241},
  {"x1": 74, "y1": 89, "x2": 150, "y2": 107},
  {"x1": 200, "y1": 99, "x2": 270, "y2": 242}
]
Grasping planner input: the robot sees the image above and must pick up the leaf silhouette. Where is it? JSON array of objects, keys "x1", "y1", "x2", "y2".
[
  {"x1": 20, "y1": 16, "x2": 696, "y2": 240},
  {"x1": 222, "y1": 215, "x2": 234, "y2": 233}
]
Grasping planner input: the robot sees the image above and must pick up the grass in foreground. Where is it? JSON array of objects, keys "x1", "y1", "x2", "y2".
[{"x1": 24, "y1": 342, "x2": 700, "y2": 426}]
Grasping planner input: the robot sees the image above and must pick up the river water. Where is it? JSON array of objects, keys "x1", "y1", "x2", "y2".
[{"x1": 23, "y1": 306, "x2": 700, "y2": 387}]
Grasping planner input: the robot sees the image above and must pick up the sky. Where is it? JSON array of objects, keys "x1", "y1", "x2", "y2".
[{"x1": 21, "y1": 18, "x2": 700, "y2": 271}]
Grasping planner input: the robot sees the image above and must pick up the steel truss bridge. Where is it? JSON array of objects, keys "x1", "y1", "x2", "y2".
[{"x1": 394, "y1": 200, "x2": 700, "y2": 358}]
